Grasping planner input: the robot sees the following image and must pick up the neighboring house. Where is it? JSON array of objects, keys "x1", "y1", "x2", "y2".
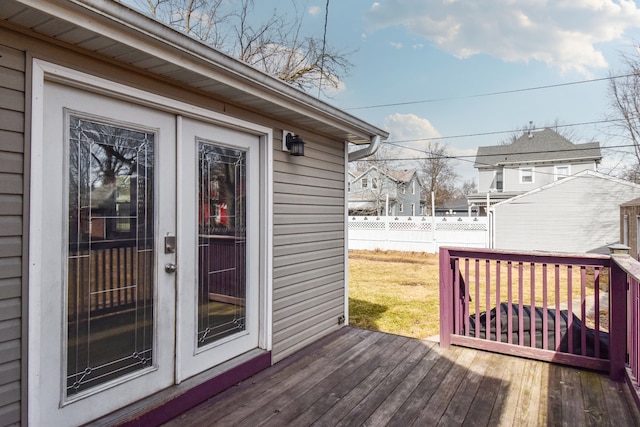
[
  {"x1": 620, "y1": 197, "x2": 640, "y2": 259},
  {"x1": 0, "y1": 1, "x2": 388, "y2": 426},
  {"x1": 434, "y1": 197, "x2": 473, "y2": 217},
  {"x1": 349, "y1": 166, "x2": 422, "y2": 216},
  {"x1": 467, "y1": 128, "x2": 602, "y2": 208},
  {"x1": 491, "y1": 170, "x2": 640, "y2": 254}
]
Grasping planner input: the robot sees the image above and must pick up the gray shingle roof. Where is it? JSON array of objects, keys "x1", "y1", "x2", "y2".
[
  {"x1": 385, "y1": 168, "x2": 416, "y2": 183},
  {"x1": 474, "y1": 128, "x2": 602, "y2": 168}
]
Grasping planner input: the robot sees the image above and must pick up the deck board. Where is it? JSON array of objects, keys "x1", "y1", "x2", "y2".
[{"x1": 163, "y1": 327, "x2": 640, "y2": 426}]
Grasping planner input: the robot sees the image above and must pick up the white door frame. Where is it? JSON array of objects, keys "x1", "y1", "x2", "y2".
[{"x1": 28, "y1": 59, "x2": 273, "y2": 425}]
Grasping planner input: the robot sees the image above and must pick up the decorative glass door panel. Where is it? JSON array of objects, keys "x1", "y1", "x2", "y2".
[
  {"x1": 198, "y1": 143, "x2": 247, "y2": 347},
  {"x1": 67, "y1": 116, "x2": 155, "y2": 396},
  {"x1": 177, "y1": 117, "x2": 259, "y2": 381},
  {"x1": 36, "y1": 80, "x2": 175, "y2": 427}
]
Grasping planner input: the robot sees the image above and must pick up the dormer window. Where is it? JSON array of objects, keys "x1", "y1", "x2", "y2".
[
  {"x1": 555, "y1": 165, "x2": 570, "y2": 181},
  {"x1": 520, "y1": 167, "x2": 534, "y2": 184},
  {"x1": 362, "y1": 178, "x2": 368, "y2": 188},
  {"x1": 495, "y1": 170, "x2": 503, "y2": 191}
]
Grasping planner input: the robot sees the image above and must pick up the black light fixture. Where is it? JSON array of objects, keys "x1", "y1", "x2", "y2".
[{"x1": 285, "y1": 132, "x2": 305, "y2": 156}]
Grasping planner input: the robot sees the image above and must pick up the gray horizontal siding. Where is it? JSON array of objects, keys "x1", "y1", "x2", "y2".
[
  {"x1": 495, "y1": 175, "x2": 640, "y2": 253},
  {"x1": 271, "y1": 133, "x2": 346, "y2": 362},
  {"x1": 0, "y1": 42, "x2": 24, "y2": 427}
]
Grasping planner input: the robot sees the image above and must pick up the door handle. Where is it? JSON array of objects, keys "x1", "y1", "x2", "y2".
[{"x1": 165, "y1": 263, "x2": 177, "y2": 273}]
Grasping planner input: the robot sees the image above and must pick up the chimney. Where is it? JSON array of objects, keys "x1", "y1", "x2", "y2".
[{"x1": 528, "y1": 121, "x2": 534, "y2": 139}]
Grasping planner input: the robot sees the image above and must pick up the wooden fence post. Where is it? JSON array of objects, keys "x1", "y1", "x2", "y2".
[
  {"x1": 609, "y1": 258, "x2": 627, "y2": 381},
  {"x1": 439, "y1": 248, "x2": 453, "y2": 348}
]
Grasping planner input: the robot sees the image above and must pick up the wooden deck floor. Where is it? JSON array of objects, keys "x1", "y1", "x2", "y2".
[{"x1": 163, "y1": 327, "x2": 640, "y2": 426}]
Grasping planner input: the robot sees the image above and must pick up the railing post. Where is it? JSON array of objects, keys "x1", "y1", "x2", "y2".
[
  {"x1": 610, "y1": 257, "x2": 627, "y2": 381},
  {"x1": 439, "y1": 248, "x2": 453, "y2": 348}
]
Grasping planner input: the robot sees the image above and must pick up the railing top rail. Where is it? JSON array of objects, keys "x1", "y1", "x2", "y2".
[
  {"x1": 612, "y1": 254, "x2": 640, "y2": 282},
  {"x1": 441, "y1": 246, "x2": 610, "y2": 267}
]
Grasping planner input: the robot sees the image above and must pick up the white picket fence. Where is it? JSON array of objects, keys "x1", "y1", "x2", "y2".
[{"x1": 348, "y1": 216, "x2": 488, "y2": 253}]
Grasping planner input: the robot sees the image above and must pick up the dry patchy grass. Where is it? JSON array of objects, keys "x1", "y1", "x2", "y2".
[{"x1": 348, "y1": 250, "x2": 441, "y2": 339}]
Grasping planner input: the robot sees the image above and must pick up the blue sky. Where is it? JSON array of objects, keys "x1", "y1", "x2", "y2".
[{"x1": 269, "y1": 0, "x2": 640, "y2": 182}]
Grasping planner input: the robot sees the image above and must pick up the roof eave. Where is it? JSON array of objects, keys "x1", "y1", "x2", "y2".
[{"x1": 6, "y1": 0, "x2": 388, "y2": 143}]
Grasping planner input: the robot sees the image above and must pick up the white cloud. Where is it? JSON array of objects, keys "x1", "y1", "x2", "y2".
[
  {"x1": 383, "y1": 113, "x2": 441, "y2": 158},
  {"x1": 384, "y1": 113, "x2": 441, "y2": 142},
  {"x1": 389, "y1": 41, "x2": 403, "y2": 49},
  {"x1": 383, "y1": 113, "x2": 478, "y2": 181},
  {"x1": 308, "y1": 6, "x2": 321, "y2": 16},
  {"x1": 365, "y1": 0, "x2": 640, "y2": 75},
  {"x1": 322, "y1": 79, "x2": 348, "y2": 96}
]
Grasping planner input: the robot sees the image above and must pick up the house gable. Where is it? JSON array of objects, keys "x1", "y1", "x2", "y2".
[{"x1": 348, "y1": 166, "x2": 422, "y2": 216}]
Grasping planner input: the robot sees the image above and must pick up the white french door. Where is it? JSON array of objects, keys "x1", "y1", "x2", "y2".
[
  {"x1": 176, "y1": 117, "x2": 260, "y2": 381},
  {"x1": 32, "y1": 82, "x2": 177, "y2": 426},
  {"x1": 30, "y1": 71, "x2": 266, "y2": 425}
]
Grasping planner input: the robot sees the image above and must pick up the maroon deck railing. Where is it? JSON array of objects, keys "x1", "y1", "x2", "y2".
[
  {"x1": 609, "y1": 254, "x2": 640, "y2": 409},
  {"x1": 439, "y1": 247, "x2": 640, "y2": 409}
]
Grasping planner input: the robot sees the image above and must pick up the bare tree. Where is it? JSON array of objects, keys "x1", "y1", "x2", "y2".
[
  {"x1": 458, "y1": 178, "x2": 477, "y2": 196},
  {"x1": 418, "y1": 141, "x2": 459, "y2": 206},
  {"x1": 130, "y1": 0, "x2": 352, "y2": 95},
  {"x1": 608, "y1": 51, "x2": 640, "y2": 182}
]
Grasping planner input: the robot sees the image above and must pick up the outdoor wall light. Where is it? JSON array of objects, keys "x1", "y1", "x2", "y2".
[{"x1": 285, "y1": 132, "x2": 305, "y2": 156}]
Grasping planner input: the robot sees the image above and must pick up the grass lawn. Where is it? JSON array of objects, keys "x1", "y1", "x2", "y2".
[{"x1": 348, "y1": 250, "x2": 441, "y2": 339}]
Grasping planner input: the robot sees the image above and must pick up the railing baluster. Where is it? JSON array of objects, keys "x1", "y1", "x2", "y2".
[
  {"x1": 454, "y1": 258, "x2": 460, "y2": 335},
  {"x1": 567, "y1": 265, "x2": 573, "y2": 355},
  {"x1": 542, "y1": 263, "x2": 548, "y2": 351},
  {"x1": 485, "y1": 259, "x2": 491, "y2": 341},
  {"x1": 518, "y1": 262, "x2": 524, "y2": 347},
  {"x1": 555, "y1": 264, "x2": 561, "y2": 352},
  {"x1": 507, "y1": 261, "x2": 513, "y2": 344},
  {"x1": 496, "y1": 260, "x2": 501, "y2": 342},
  {"x1": 464, "y1": 258, "x2": 470, "y2": 337},
  {"x1": 581, "y1": 266, "x2": 587, "y2": 356},
  {"x1": 594, "y1": 267, "x2": 600, "y2": 359},
  {"x1": 475, "y1": 259, "x2": 480, "y2": 339},
  {"x1": 530, "y1": 263, "x2": 536, "y2": 349},
  {"x1": 632, "y1": 276, "x2": 639, "y2": 382}
]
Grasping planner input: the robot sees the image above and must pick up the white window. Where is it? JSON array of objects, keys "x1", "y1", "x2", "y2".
[
  {"x1": 401, "y1": 185, "x2": 406, "y2": 194},
  {"x1": 348, "y1": 181, "x2": 351, "y2": 192},
  {"x1": 555, "y1": 165, "x2": 570, "y2": 181},
  {"x1": 495, "y1": 170, "x2": 503, "y2": 191},
  {"x1": 362, "y1": 178, "x2": 368, "y2": 188},
  {"x1": 411, "y1": 180, "x2": 415, "y2": 194},
  {"x1": 520, "y1": 167, "x2": 534, "y2": 184},
  {"x1": 372, "y1": 177, "x2": 378, "y2": 189},
  {"x1": 411, "y1": 203, "x2": 415, "y2": 216},
  {"x1": 399, "y1": 203, "x2": 404, "y2": 213}
]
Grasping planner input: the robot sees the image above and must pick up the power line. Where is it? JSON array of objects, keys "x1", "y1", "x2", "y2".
[
  {"x1": 380, "y1": 118, "x2": 624, "y2": 144},
  {"x1": 355, "y1": 142, "x2": 635, "y2": 162},
  {"x1": 317, "y1": 0, "x2": 330, "y2": 97},
  {"x1": 345, "y1": 74, "x2": 634, "y2": 111}
]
